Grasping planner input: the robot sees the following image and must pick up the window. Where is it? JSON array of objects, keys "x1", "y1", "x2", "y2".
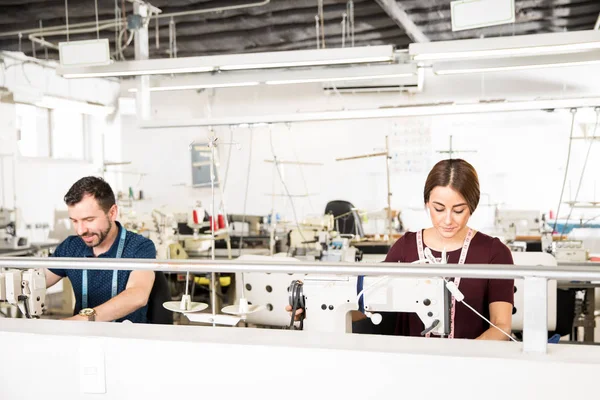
[
  {"x1": 16, "y1": 104, "x2": 50, "y2": 158},
  {"x1": 50, "y1": 109, "x2": 86, "y2": 160},
  {"x1": 15, "y1": 104, "x2": 88, "y2": 161}
]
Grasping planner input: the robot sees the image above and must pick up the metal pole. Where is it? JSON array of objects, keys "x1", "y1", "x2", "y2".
[
  {"x1": 341, "y1": 14, "x2": 346, "y2": 48},
  {"x1": 0, "y1": 155, "x2": 5, "y2": 208},
  {"x1": 385, "y1": 135, "x2": 392, "y2": 243},
  {"x1": 134, "y1": 2, "x2": 151, "y2": 120},
  {"x1": 4, "y1": 257, "x2": 600, "y2": 280},
  {"x1": 210, "y1": 135, "x2": 217, "y2": 326}
]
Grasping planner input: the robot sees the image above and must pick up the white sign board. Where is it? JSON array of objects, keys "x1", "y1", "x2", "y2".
[{"x1": 451, "y1": 0, "x2": 515, "y2": 32}]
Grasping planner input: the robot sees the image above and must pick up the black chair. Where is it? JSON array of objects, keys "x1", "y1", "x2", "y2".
[
  {"x1": 324, "y1": 200, "x2": 365, "y2": 237},
  {"x1": 146, "y1": 272, "x2": 173, "y2": 324}
]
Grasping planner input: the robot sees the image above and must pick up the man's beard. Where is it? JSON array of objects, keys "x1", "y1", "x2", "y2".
[{"x1": 80, "y1": 219, "x2": 112, "y2": 248}]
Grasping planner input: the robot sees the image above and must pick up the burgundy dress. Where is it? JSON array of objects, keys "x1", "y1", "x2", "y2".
[{"x1": 384, "y1": 230, "x2": 514, "y2": 339}]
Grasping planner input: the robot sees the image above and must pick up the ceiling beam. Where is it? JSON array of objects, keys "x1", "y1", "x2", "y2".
[{"x1": 374, "y1": 0, "x2": 429, "y2": 42}]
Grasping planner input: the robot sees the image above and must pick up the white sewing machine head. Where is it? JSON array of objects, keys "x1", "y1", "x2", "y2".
[{"x1": 0, "y1": 269, "x2": 46, "y2": 318}]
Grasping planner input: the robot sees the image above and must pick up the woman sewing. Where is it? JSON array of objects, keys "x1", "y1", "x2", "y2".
[
  {"x1": 387, "y1": 158, "x2": 514, "y2": 340},
  {"x1": 288, "y1": 158, "x2": 514, "y2": 340}
]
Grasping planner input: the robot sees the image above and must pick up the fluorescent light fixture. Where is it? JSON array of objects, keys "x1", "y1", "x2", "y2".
[
  {"x1": 59, "y1": 39, "x2": 111, "y2": 67},
  {"x1": 265, "y1": 64, "x2": 416, "y2": 85},
  {"x1": 410, "y1": 30, "x2": 600, "y2": 62},
  {"x1": 138, "y1": 97, "x2": 600, "y2": 128},
  {"x1": 217, "y1": 46, "x2": 395, "y2": 71},
  {"x1": 433, "y1": 51, "x2": 600, "y2": 75},
  {"x1": 451, "y1": 0, "x2": 515, "y2": 32},
  {"x1": 266, "y1": 74, "x2": 409, "y2": 85},
  {"x1": 128, "y1": 82, "x2": 260, "y2": 93},
  {"x1": 8, "y1": 90, "x2": 114, "y2": 115},
  {"x1": 125, "y1": 64, "x2": 416, "y2": 92},
  {"x1": 58, "y1": 45, "x2": 395, "y2": 78},
  {"x1": 34, "y1": 95, "x2": 115, "y2": 116}
]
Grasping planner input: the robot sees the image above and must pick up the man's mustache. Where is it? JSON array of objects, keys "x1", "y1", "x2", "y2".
[{"x1": 79, "y1": 233, "x2": 97, "y2": 238}]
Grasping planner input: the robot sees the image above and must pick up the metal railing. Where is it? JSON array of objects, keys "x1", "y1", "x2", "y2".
[
  {"x1": 0, "y1": 256, "x2": 598, "y2": 278},
  {"x1": 1, "y1": 256, "x2": 598, "y2": 354}
]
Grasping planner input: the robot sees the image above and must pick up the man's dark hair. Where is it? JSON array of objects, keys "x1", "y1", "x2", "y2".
[{"x1": 64, "y1": 176, "x2": 116, "y2": 213}]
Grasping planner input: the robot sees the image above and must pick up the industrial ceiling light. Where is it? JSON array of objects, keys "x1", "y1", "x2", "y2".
[
  {"x1": 410, "y1": 30, "x2": 600, "y2": 62},
  {"x1": 265, "y1": 64, "x2": 415, "y2": 85},
  {"x1": 58, "y1": 45, "x2": 395, "y2": 79},
  {"x1": 4, "y1": 91, "x2": 115, "y2": 116},
  {"x1": 125, "y1": 64, "x2": 417, "y2": 92},
  {"x1": 138, "y1": 97, "x2": 600, "y2": 128},
  {"x1": 433, "y1": 51, "x2": 600, "y2": 75},
  {"x1": 128, "y1": 82, "x2": 261, "y2": 93}
]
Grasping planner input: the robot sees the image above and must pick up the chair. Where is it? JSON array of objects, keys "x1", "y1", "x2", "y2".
[
  {"x1": 324, "y1": 200, "x2": 365, "y2": 237},
  {"x1": 146, "y1": 272, "x2": 173, "y2": 324}
]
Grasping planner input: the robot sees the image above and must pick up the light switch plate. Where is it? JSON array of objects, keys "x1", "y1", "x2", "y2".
[{"x1": 78, "y1": 338, "x2": 106, "y2": 394}]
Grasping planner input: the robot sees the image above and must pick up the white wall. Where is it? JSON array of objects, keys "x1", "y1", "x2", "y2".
[
  {"x1": 1, "y1": 319, "x2": 600, "y2": 400},
  {"x1": 0, "y1": 53, "x2": 121, "y2": 242},
  {"x1": 119, "y1": 63, "x2": 600, "y2": 234}
]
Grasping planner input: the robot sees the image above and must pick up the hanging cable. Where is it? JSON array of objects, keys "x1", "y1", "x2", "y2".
[
  {"x1": 220, "y1": 126, "x2": 235, "y2": 195},
  {"x1": 169, "y1": 17, "x2": 177, "y2": 58},
  {"x1": 155, "y1": 15, "x2": 160, "y2": 49},
  {"x1": 349, "y1": 0, "x2": 355, "y2": 47},
  {"x1": 552, "y1": 108, "x2": 578, "y2": 234},
  {"x1": 64, "y1": 0, "x2": 70, "y2": 41},
  {"x1": 315, "y1": 15, "x2": 320, "y2": 49},
  {"x1": 318, "y1": 0, "x2": 325, "y2": 48},
  {"x1": 287, "y1": 123, "x2": 315, "y2": 214},
  {"x1": 94, "y1": 0, "x2": 100, "y2": 40},
  {"x1": 39, "y1": 21, "x2": 48, "y2": 60},
  {"x1": 114, "y1": 0, "x2": 119, "y2": 54},
  {"x1": 268, "y1": 125, "x2": 308, "y2": 244},
  {"x1": 238, "y1": 127, "x2": 254, "y2": 256},
  {"x1": 561, "y1": 108, "x2": 600, "y2": 236},
  {"x1": 121, "y1": 0, "x2": 128, "y2": 44},
  {"x1": 341, "y1": 13, "x2": 347, "y2": 48}
]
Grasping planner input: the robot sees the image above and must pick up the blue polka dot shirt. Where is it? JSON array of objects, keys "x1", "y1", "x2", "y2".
[{"x1": 49, "y1": 221, "x2": 156, "y2": 323}]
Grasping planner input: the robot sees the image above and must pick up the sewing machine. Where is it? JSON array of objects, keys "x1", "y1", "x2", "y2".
[
  {"x1": 0, "y1": 268, "x2": 46, "y2": 318},
  {"x1": 552, "y1": 240, "x2": 588, "y2": 262},
  {"x1": 296, "y1": 275, "x2": 449, "y2": 335},
  {"x1": 289, "y1": 215, "x2": 360, "y2": 262},
  {"x1": 0, "y1": 209, "x2": 29, "y2": 250},
  {"x1": 239, "y1": 252, "x2": 558, "y2": 335},
  {"x1": 495, "y1": 209, "x2": 544, "y2": 242}
]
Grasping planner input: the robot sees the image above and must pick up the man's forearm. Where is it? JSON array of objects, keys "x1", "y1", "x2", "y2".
[{"x1": 91, "y1": 287, "x2": 149, "y2": 322}]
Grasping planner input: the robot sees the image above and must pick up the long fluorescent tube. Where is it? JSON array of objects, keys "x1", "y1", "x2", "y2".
[
  {"x1": 34, "y1": 95, "x2": 115, "y2": 116},
  {"x1": 434, "y1": 51, "x2": 600, "y2": 75},
  {"x1": 128, "y1": 82, "x2": 261, "y2": 93},
  {"x1": 410, "y1": 30, "x2": 600, "y2": 62},
  {"x1": 138, "y1": 97, "x2": 600, "y2": 128},
  {"x1": 8, "y1": 91, "x2": 114, "y2": 116},
  {"x1": 265, "y1": 64, "x2": 416, "y2": 85},
  {"x1": 125, "y1": 64, "x2": 417, "y2": 92},
  {"x1": 59, "y1": 45, "x2": 395, "y2": 78}
]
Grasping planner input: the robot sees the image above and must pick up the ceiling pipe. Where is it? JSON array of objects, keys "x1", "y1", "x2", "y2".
[{"x1": 0, "y1": 0, "x2": 271, "y2": 39}]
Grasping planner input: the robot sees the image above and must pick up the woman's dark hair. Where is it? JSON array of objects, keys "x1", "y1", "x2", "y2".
[
  {"x1": 423, "y1": 159, "x2": 480, "y2": 214},
  {"x1": 64, "y1": 176, "x2": 116, "y2": 213}
]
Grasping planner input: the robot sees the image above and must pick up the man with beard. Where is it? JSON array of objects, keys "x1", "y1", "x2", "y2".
[{"x1": 45, "y1": 177, "x2": 156, "y2": 323}]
